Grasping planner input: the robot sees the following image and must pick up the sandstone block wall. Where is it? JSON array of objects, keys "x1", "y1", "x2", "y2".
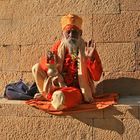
[
  {"x1": 0, "y1": 0, "x2": 140, "y2": 96},
  {"x1": 0, "y1": 98, "x2": 140, "y2": 140}
]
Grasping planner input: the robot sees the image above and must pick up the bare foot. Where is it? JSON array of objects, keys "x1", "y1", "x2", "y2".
[{"x1": 34, "y1": 93, "x2": 46, "y2": 100}]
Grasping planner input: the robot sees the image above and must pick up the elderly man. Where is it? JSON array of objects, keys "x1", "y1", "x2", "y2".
[{"x1": 31, "y1": 14, "x2": 103, "y2": 110}]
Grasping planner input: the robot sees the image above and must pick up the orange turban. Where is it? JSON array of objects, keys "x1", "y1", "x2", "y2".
[{"x1": 61, "y1": 14, "x2": 83, "y2": 30}]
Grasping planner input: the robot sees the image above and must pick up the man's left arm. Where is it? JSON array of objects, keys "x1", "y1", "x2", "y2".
[{"x1": 86, "y1": 49, "x2": 103, "y2": 81}]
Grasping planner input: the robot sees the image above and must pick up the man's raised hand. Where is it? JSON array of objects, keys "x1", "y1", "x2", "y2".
[{"x1": 85, "y1": 39, "x2": 96, "y2": 61}]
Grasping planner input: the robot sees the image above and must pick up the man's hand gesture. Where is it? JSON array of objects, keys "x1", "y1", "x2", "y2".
[{"x1": 85, "y1": 39, "x2": 96, "y2": 61}]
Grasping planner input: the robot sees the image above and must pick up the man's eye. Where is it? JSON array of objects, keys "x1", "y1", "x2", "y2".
[
  {"x1": 67, "y1": 30, "x2": 71, "y2": 34},
  {"x1": 66, "y1": 30, "x2": 79, "y2": 35}
]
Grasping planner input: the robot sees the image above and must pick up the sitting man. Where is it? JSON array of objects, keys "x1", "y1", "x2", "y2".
[{"x1": 31, "y1": 14, "x2": 103, "y2": 110}]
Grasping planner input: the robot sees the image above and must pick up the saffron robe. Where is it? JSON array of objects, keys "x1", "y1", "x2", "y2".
[{"x1": 26, "y1": 40, "x2": 118, "y2": 114}]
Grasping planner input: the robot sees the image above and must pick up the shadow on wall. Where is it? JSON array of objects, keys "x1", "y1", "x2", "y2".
[
  {"x1": 96, "y1": 77, "x2": 140, "y2": 96},
  {"x1": 70, "y1": 107, "x2": 124, "y2": 134},
  {"x1": 70, "y1": 76, "x2": 140, "y2": 135},
  {"x1": 70, "y1": 105, "x2": 139, "y2": 135}
]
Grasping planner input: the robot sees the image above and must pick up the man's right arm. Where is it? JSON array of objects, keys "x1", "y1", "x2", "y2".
[
  {"x1": 50, "y1": 40, "x2": 61, "y2": 54},
  {"x1": 39, "y1": 40, "x2": 61, "y2": 72}
]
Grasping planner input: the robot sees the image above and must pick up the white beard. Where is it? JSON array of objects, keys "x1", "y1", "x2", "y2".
[{"x1": 62, "y1": 37, "x2": 80, "y2": 55}]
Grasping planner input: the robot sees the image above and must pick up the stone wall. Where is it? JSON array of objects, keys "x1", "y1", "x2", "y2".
[
  {"x1": 0, "y1": 97, "x2": 140, "y2": 140},
  {"x1": 0, "y1": 0, "x2": 140, "y2": 96}
]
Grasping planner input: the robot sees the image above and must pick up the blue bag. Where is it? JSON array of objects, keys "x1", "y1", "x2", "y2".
[{"x1": 4, "y1": 79, "x2": 38, "y2": 100}]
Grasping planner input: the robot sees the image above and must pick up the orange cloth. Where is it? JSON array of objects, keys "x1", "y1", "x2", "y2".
[
  {"x1": 50, "y1": 40, "x2": 103, "y2": 82},
  {"x1": 26, "y1": 41, "x2": 118, "y2": 114},
  {"x1": 61, "y1": 14, "x2": 82, "y2": 30},
  {"x1": 26, "y1": 93, "x2": 118, "y2": 115},
  {"x1": 60, "y1": 87, "x2": 82, "y2": 108},
  {"x1": 39, "y1": 56, "x2": 48, "y2": 72},
  {"x1": 63, "y1": 25, "x2": 82, "y2": 32},
  {"x1": 39, "y1": 87, "x2": 82, "y2": 109},
  {"x1": 87, "y1": 50, "x2": 103, "y2": 81}
]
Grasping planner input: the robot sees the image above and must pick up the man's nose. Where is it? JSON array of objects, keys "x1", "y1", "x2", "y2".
[
  {"x1": 69, "y1": 31, "x2": 77, "y2": 38},
  {"x1": 69, "y1": 31, "x2": 74, "y2": 37}
]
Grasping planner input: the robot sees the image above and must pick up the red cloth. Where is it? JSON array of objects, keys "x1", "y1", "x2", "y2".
[
  {"x1": 60, "y1": 87, "x2": 82, "y2": 108},
  {"x1": 41, "y1": 87, "x2": 82, "y2": 109},
  {"x1": 26, "y1": 93, "x2": 118, "y2": 115},
  {"x1": 40, "y1": 41, "x2": 103, "y2": 82},
  {"x1": 39, "y1": 56, "x2": 48, "y2": 72},
  {"x1": 62, "y1": 51, "x2": 79, "y2": 87},
  {"x1": 26, "y1": 40, "x2": 118, "y2": 113},
  {"x1": 50, "y1": 40, "x2": 103, "y2": 81},
  {"x1": 63, "y1": 25, "x2": 82, "y2": 32},
  {"x1": 87, "y1": 49, "x2": 103, "y2": 81}
]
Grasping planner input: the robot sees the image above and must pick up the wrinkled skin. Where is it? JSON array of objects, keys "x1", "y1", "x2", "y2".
[{"x1": 63, "y1": 28, "x2": 95, "y2": 60}]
